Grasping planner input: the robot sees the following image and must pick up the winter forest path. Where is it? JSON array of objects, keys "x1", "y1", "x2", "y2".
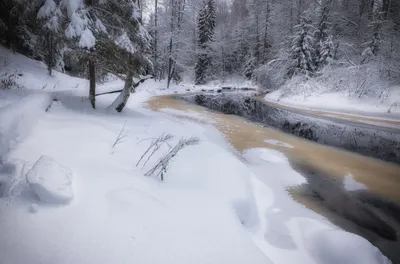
[{"x1": 259, "y1": 96, "x2": 400, "y2": 132}]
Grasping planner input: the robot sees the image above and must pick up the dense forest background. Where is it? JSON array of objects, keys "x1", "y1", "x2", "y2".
[{"x1": 1, "y1": 0, "x2": 400, "y2": 99}]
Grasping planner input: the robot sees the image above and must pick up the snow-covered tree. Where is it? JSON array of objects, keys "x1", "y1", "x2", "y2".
[
  {"x1": 287, "y1": 16, "x2": 316, "y2": 77},
  {"x1": 243, "y1": 55, "x2": 256, "y2": 80},
  {"x1": 362, "y1": 0, "x2": 384, "y2": 59},
  {"x1": 314, "y1": 0, "x2": 335, "y2": 70},
  {"x1": 195, "y1": 0, "x2": 216, "y2": 85},
  {"x1": 35, "y1": 0, "x2": 151, "y2": 110}
]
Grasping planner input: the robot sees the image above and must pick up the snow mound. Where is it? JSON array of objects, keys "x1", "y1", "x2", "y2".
[
  {"x1": 26, "y1": 156, "x2": 74, "y2": 204},
  {"x1": 343, "y1": 173, "x2": 367, "y2": 191},
  {"x1": 292, "y1": 218, "x2": 391, "y2": 264},
  {"x1": 167, "y1": 142, "x2": 259, "y2": 229}
]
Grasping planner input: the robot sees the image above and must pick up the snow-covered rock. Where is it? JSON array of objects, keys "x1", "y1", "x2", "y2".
[{"x1": 26, "y1": 156, "x2": 74, "y2": 204}]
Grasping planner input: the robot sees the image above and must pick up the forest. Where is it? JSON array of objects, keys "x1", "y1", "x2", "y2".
[{"x1": 1, "y1": 0, "x2": 399, "y2": 104}]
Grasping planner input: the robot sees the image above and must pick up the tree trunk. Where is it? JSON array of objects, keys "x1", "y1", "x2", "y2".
[
  {"x1": 263, "y1": 1, "x2": 270, "y2": 63},
  {"x1": 46, "y1": 32, "x2": 53, "y2": 76},
  {"x1": 89, "y1": 59, "x2": 96, "y2": 109},
  {"x1": 167, "y1": 0, "x2": 175, "y2": 89},
  {"x1": 111, "y1": 71, "x2": 134, "y2": 112},
  {"x1": 167, "y1": 37, "x2": 174, "y2": 88},
  {"x1": 154, "y1": 0, "x2": 158, "y2": 80},
  {"x1": 255, "y1": 13, "x2": 260, "y2": 63}
]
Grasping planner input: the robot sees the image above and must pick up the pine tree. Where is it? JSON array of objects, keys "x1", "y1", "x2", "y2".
[
  {"x1": 243, "y1": 55, "x2": 256, "y2": 79},
  {"x1": 314, "y1": 0, "x2": 334, "y2": 70},
  {"x1": 195, "y1": 0, "x2": 216, "y2": 85},
  {"x1": 363, "y1": 0, "x2": 384, "y2": 60},
  {"x1": 36, "y1": 0, "x2": 151, "y2": 110},
  {"x1": 288, "y1": 16, "x2": 315, "y2": 77}
]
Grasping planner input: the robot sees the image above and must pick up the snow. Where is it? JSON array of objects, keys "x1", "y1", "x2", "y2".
[
  {"x1": 79, "y1": 28, "x2": 96, "y2": 49},
  {"x1": 26, "y1": 155, "x2": 74, "y2": 204},
  {"x1": 0, "y1": 47, "x2": 392, "y2": 264},
  {"x1": 259, "y1": 148, "x2": 288, "y2": 163},
  {"x1": 166, "y1": 142, "x2": 259, "y2": 229},
  {"x1": 264, "y1": 139, "x2": 294, "y2": 149},
  {"x1": 343, "y1": 173, "x2": 368, "y2": 191},
  {"x1": 115, "y1": 31, "x2": 136, "y2": 54},
  {"x1": 244, "y1": 148, "x2": 391, "y2": 264},
  {"x1": 0, "y1": 98, "x2": 269, "y2": 264},
  {"x1": 95, "y1": 18, "x2": 107, "y2": 34},
  {"x1": 265, "y1": 86, "x2": 400, "y2": 121},
  {"x1": 288, "y1": 218, "x2": 391, "y2": 264},
  {"x1": 65, "y1": 12, "x2": 88, "y2": 39},
  {"x1": 0, "y1": 93, "x2": 52, "y2": 161},
  {"x1": 159, "y1": 108, "x2": 213, "y2": 122},
  {"x1": 37, "y1": 0, "x2": 57, "y2": 19}
]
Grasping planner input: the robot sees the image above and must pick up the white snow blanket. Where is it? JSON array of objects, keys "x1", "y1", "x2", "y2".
[{"x1": 26, "y1": 155, "x2": 74, "y2": 204}]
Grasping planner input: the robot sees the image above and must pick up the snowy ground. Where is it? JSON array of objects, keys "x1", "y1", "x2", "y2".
[
  {"x1": 265, "y1": 88, "x2": 400, "y2": 121},
  {"x1": 0, "y1": 47, "x2": 392, "y2": 264}
]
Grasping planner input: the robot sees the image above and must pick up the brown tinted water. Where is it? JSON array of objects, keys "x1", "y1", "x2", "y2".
[
  {"x1": 147, "y1": 94, "x2": 400, "y2": 262},
  {"x1": 147, "y1": 95, "x2": 400, "y2": 203}
]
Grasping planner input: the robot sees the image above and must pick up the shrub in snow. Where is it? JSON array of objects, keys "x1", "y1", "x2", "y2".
[
  {"x1": 0, "y1": 72, "x2": 23, "y2": 90},
  {"x1": 26, "y1": 156, "x2": 74, "y2": 204},
  {"x1": 138, "y1": 135, "x2": 199, "y2": 181},
  {"x1": 136, "y1": 133, "x2": 174, "y2": 169}
]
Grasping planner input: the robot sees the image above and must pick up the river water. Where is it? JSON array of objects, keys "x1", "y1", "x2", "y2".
[{"x1": 146, "y1": 94, "x2": 400, "y2": 263}]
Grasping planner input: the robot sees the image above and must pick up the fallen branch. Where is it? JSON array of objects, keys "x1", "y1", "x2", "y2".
[{"x1": 95, "y1": 75, "x2": 154, "y2": 96}]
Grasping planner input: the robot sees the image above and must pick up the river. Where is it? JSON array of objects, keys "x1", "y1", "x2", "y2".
[{"x1": 146, "y1": 94, "x2": 400, "y2": 263}]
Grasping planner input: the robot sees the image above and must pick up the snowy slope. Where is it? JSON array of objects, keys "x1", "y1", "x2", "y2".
[{"x1": 0, "y1": 47, "x2": 392, "y2": 264}]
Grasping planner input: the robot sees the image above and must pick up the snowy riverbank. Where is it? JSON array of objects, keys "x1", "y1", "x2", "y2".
[
  {"x1": 265, "y1": 88, "x2": 400, "y2": 121},
  {"x1": 0, "y1": 47, "x2": 392, "y2": 264}
]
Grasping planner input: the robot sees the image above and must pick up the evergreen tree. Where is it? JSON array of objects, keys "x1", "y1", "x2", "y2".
[
  {"x1": 288, "y1": 16, "x2": 315, "y2": 77},
  {"x1": 36, "y1": 0, "x2": 151, "y2": 110},
  {"x1": 314, "y1": 0, "x2": 334, "y2": 70},
  {"x1": 363, "y1": 0, "x2": 384, "y2": 60},
  {"x1": 195, "y1": 0, "x2": 216, "y2": 85},
  {"x1": 243, "y1": 55, "x2": 256, "y2": 79}
]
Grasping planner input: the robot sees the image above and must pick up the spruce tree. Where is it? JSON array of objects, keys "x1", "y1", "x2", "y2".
[
  {"x1": 195, "y1": 0, "x2": 216, "y2": 85},
  {"x1": 314, "y1": 1, "x2": 334, "y2": 70},
  {"x1": 363, "y1": 0, "x2": 384, "y2": 60},
  {"x1": 288, "y1": 16, "x2": 315, "y2": 77}
]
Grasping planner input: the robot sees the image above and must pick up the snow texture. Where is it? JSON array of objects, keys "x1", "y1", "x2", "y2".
[
  {"x1": 289, "y1": 218, "x2": 391, "y2": 264},
  {"x1": 343, "y1": 173, "x2": 368, "y2": 191},
  {"x1": 266, "y1": 83, "x2": 400, "y2": 120},
  {"x1": 26, "y1": 155, "x2": 74, "y2": 204},
  {"x1": 259, "y1": 148, "x2": 288, "y2": 163},
  {"x1": 0, "y1": 94, "x2": 52, "y2": 161},
  {"x1": 79, "y1": 28, "x2": 96, "y2": 49},
  {"x1": 0, "y1": 48, "x2": 392, "y2": 264},
  {"x1": 115, "y1": 31, "x2": 136, "y2": 54},
  {"x1": 264, "y1": 139, "x2": 294, "y2": 149}
]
